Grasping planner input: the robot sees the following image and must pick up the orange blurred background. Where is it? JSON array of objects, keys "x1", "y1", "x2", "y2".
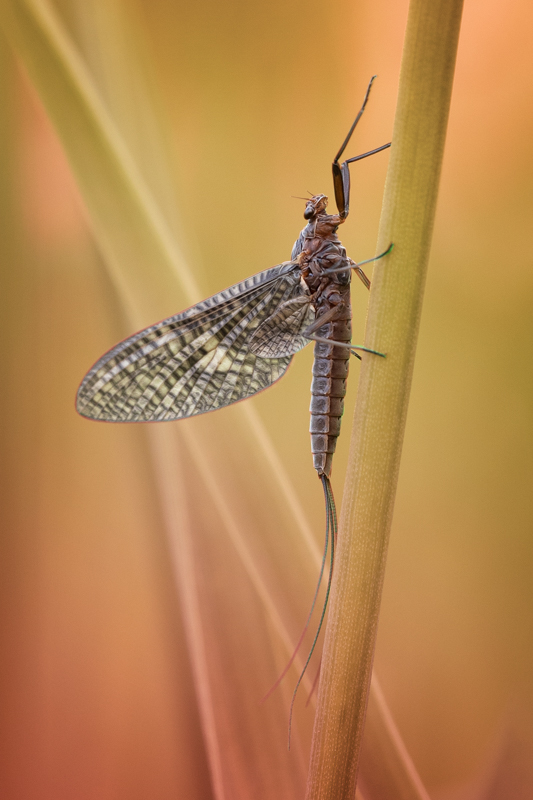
[{"x1": 1, "y1": 0, "x2": 533, "y2": 798}]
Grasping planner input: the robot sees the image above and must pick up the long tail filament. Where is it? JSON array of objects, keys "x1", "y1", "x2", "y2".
[
  {"x1": 287, "y1": 473, "x2": 338, "y2": 748},
  {"x1": 261, "y1": 479, "x2": 332, "y2": 703}
]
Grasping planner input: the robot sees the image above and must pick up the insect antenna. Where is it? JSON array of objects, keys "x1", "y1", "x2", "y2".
[{"x1": 287, "y1": 474, "x2": 338, "y2": 749}]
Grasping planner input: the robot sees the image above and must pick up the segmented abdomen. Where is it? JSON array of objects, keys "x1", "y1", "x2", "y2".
[{"x1": 310, "y1": 291, "x2": 351, "y2": 477}]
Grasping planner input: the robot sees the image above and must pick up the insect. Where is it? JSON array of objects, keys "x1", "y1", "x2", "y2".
[{"x1": 76, "y1": 76, "x2": 392, "y2": 717}]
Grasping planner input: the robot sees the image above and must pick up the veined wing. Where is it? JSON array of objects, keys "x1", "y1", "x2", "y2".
[
  {"x1": 249, "y1": 295, "x2": 315, "y2": 357},
  {"x1": 76, "y1": 261, "x2": 313, "y2": 422}
]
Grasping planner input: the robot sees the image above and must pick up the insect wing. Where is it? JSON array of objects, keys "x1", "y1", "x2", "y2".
[
  {"x1": 249, "y1": 295, "x2": 315, "y2": 358},
  {"x1": 76, "y1": 262, "x2": 310, "y2": 422}
]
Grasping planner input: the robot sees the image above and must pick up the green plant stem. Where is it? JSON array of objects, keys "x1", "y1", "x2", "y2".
[{"x1": 305, "y1": 0, "x2": 464, "y2": 797}]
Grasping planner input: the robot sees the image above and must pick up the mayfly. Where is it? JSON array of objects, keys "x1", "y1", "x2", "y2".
[{"x1": 76, "y1": 76, "x2": 392, "y2": 716}]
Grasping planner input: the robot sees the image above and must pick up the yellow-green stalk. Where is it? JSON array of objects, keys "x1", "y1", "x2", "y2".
[{"x1": 306, "y1": 0, "x2": 464, "y2": 798}]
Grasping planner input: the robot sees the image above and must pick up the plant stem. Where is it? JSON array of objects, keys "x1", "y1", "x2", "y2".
[{"x1": 305, "y1": 0, "x2": 464, "y2": 797}]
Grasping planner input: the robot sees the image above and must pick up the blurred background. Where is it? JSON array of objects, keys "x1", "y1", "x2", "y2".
[{"x1": 1, "y1": 0, "x2": 532, "y2": 798}]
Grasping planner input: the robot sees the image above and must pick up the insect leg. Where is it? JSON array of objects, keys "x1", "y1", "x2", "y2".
[
  {"x1": 333, "y1": 76, "x2": 377, "y2": 168},
  {"x1": 322, "y1": 243, "x2": 395, "y2": 288},
  {"x1": 302, "y1": 306, "x2": 386, "y2": 358},
  {"x1": 332, "y1": 76, "x2": 375, "y2": 219},
  {"x1": 344, "y1": 142, "x2": 391, "y2": 166},
  {"x1": 305, "y1": 333, "x2": 385, "y2": 359},
  {"x1": 333, "y1": 76, "x2": 393, "y2": 219}
]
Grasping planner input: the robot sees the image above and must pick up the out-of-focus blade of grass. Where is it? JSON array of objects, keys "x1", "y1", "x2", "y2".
[
  {"x1": 148, "y1": 425, "x2": 313, "y2": 797},
  {"x1": 306, "y1": 0, "x2": 464, "y2": 797},
  {"x1": 0, "y1": 0, "x2": 319, "y2": 791},
  {"x1": 358, "y1": 677, "x2": 431, "y2": 800},
  {"x1": 0, "y1": 0, "x2": 196, "y2": 325},
  {"x1": 64, "y1": 0, "x2": 188, "y2": 256},
  {"x1": 1, "y1": 50, "x2": 216, "y2": 794},
  {"x1": 0, "y1": 0, "x2": 321, "y2": 584},
  {"x1": 482, "y1": 709, "x2": 533, "y2": 800},
  {"x1": 0, "y1": 1, "x2": 432, "y2": 797}
]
